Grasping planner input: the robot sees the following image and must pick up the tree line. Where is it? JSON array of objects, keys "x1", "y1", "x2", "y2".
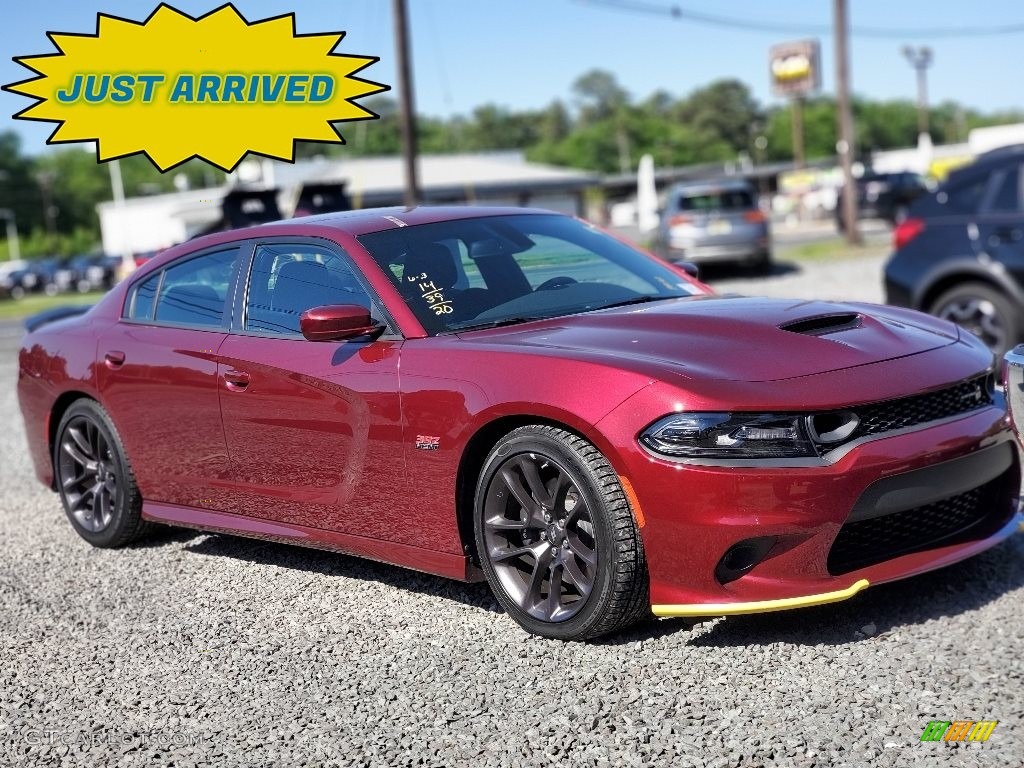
[{"x1": 2, "y1": 69, "x2": 1021, "y2": 258}]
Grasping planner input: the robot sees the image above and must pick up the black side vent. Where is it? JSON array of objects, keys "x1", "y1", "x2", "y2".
[{"x1": 779, "y1": 312, "x2": 862, "y2": 336}]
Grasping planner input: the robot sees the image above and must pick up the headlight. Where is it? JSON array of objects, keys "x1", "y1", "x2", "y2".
[{"x1": 640, "y1": 412, "x2": 818, "y2": 459}]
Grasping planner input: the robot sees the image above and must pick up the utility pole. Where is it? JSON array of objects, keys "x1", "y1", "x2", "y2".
[
  {"x1": 902, "y1": 45, "x2": 933, "y2": 138},
  {"x1": 392, "y1": 0, "x2": 421, "y2": 207},
  {"x1": 834, "y1": 0, "x2": 860, "y2": 245},
  {"x1": 791, "y1": 97, "x2": 805, "y2": 169}
]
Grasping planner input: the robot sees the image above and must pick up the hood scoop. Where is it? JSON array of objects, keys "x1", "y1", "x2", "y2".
[{"x1": 779, "y1": 312, "x2": 863, "y2": 336}]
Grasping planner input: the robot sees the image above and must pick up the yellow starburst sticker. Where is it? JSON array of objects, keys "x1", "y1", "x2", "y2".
[{"x1": 3, "y1": 3, "x2": 388, "y2": 171}]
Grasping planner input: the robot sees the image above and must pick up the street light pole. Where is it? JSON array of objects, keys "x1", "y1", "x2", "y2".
[{"x1": 902, "y1": 46, "x2": 933, "y2": 138}]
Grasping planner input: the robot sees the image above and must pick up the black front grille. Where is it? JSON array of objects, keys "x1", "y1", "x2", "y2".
[
  {"x1": 827, "y1": 474, "x2": 1014, "y2": 575},
  {"x1": 848, "y1": 375, "x2": 994, "y2": 441}
]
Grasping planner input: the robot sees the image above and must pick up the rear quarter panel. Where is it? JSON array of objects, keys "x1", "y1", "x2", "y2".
[{"x1": 18, "y1": 314, "x2": 107, "y2": 487}]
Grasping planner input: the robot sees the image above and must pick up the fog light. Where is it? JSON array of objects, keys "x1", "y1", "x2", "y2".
[{"x1": 714, "y1": 536, "x2": 778, "y2": 584}]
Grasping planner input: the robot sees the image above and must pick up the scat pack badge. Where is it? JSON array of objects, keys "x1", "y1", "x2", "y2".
[
  {"x1": 3, "y1": 3, "x2": 387, "y2": 171},
  {"x1": 415, "y1": 435, "x2": 441, "y2": 451}
]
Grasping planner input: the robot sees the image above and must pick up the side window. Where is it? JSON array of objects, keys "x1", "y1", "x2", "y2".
[
  {"x1": 153, "y1": 249, "x2": 238, "y2": 328},
  {"x1": 245, "y1": 244, "x2": 372, "y2": 336},
  {"x1": 988, "y1": 166, "x2": 1022, "y2": 213},
  {"x1": 125, "y1": 272, "x2": 160, "y2": 321},
  {"x1": 944, "y1": 176, "x2": 989, "y2": 214}
]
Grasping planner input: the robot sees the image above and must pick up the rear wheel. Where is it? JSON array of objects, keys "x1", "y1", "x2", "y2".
[
  {"x1": 748, "y1": 250, "x2": 773, "y2": 275},
  {"x1": 474, "y1": 425, "x2": 649, "y2": 640},
  {"x1": 931, "y1": 282, "x2": 1021, "y2": 356},
  {"x1": 54, "y1": 400, "x2": 148, "y2": 548}
]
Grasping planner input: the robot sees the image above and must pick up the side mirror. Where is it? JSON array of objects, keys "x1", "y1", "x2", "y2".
[
  {"x1": 678, "y1": 261, "x2": 700, "y2": 280},
  {"x1": 299, "y1": 304, "x2": 382, "y2": 342}
]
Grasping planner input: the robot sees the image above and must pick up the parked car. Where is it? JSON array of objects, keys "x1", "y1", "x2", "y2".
[
  {"x1": 6, "y1": 258, "x2": 62, "y2": 299},
  {"x1": 655, "y1": 179, "x2": 771, "y2": 270},
  {"x1": 1005, "y1": 345, "x2": 1024, "y2": 436},
  {"x1": 836, "y1": 170, "x2": 929, "y2": 229},
  {"x1": 18, "y1": 207, "x2": 1019, "y2": 640},
  {"x1": 0, "y1": 259, "x2": 28, "y2": 299},
  {"x1": 66, "y1": 254, "x2": 120, "y2": 292},
  {"x1": 884, "y1": 145, "x2": 1024, "y2": 355}
]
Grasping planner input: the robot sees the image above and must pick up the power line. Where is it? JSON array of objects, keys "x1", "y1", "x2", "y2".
[{"x1": 578, "y1": 0, "x2": 1024, "y2": 38}]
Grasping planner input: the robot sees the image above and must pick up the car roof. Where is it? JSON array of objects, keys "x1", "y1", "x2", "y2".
[
  {"x1": 668, "y1": 179, "x2": 753, "y2": 195},
  {"x1": 944, "y1": 145, "x2": 1024, "y2": 187},
  {"x1": 264, "y1": 205, "x2": 555, "y2": 237},
  {"x1": 132, "y1": 205, "x2": 563, "y2": 276}
]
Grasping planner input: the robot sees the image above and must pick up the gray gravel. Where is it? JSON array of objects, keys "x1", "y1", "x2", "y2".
[
  {"x1": 706, "y1": 253, "x2": 887, "y2": 305},
  {"x1": 2, "y1": 258, "x2": 1023, "y2": 767}
]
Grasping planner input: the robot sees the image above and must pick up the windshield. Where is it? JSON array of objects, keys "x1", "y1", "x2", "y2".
[{"x1": 358, "y1": 214, "x2": 701, "y2": 334}]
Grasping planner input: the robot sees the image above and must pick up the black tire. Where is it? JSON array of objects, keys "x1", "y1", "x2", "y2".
[
  {"x1": 748, "y1": 250, "x2": 773, "y2": 275},
  {"x1": 930, "y1": 282, "x2": 1022, "y2": 356},
  {"x1": 53, "y1": 399, "x2": 149, "y2": 548},
  {"x1": 473, "y1": 425, "x2": 649, "y2": 640}
]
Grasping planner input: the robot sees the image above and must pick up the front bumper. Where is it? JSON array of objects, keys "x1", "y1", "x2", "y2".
[{"x1": 601, "y1": 396, "x2": 1020, "y2": 614}]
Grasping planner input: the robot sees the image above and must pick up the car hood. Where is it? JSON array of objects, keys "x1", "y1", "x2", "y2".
[{"x1": 461, "y1": 296, "x2": 962, "y2": 382}]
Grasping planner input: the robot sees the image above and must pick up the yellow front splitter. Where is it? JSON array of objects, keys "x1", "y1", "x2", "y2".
[{"x1": 652, "y1": 578, "x2": 870, "y2": 618}]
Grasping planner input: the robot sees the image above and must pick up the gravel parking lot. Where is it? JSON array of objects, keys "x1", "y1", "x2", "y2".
[
  {"x1": 708, "y1": 253, "x2": 886, "y2": 304},
  {"x1": 2, "y1": 257, "x2": 1022, "y2": 767}
]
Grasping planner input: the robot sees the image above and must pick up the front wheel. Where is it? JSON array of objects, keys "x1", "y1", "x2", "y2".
[
  {"x1": 54, "y1": 399, "x2": 149, "y2": 548},
  {"x1": 474, "y1": 425, "x2": 649, "y2": 640}
]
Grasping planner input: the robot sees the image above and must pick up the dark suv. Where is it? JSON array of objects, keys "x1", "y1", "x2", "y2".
[
  {"x1": 884, "y1": 145, "x2": 1024, "y2": 355},
  {"x1": 837, "y1": 171, "x2": 929, "y2": 230}
]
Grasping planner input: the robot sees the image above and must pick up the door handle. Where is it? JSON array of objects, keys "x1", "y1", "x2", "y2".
[
  {"x1": 104, "y1": 350, "x2": 125, "y2": 369},
  {"x1": 223, "y1": 369, "x2": 250, "y2": 391}
]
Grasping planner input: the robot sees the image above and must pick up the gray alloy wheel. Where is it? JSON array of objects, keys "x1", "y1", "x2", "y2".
[
  {"x1": 474, "y1": 425, "x2": 649, "y2": 641},
  {"x1": 54, "y1": 399, "x2": 148, "y2": 548},
  {"x1": 932, "y1": 282, "x2": 1021, "y2": 356}
]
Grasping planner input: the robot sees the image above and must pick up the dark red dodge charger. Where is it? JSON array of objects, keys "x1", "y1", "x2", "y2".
[{"x1": 17, "y1": 207, "x2": 1022, "y2": 640}]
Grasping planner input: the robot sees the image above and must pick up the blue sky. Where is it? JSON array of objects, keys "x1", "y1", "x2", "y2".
[{"x1": 2, "y1": 0, "x2": 1023, "y2": 155}]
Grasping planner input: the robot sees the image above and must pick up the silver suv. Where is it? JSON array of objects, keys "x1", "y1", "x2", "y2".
[{"x1": 655, "y1": 180, "x2": 771, "y2": 270}]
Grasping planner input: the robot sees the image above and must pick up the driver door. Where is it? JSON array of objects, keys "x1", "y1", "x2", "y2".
[{"x1": 215, "y1": 240, "x2": 405, "y2": 536}]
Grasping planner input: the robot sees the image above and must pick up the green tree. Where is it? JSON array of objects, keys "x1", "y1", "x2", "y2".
[
  {"x1": 674, "y1": 79, "x2": 761, "y2": 152},
  {"x1": 0, "y1": 130, "x2": 42, "y2": 238},
  {"x1": 572, "y1": 69, "x2": 630, "y2": 124}
]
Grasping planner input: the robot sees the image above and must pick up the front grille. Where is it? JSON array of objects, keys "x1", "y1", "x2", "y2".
[
  {"x1": 827, "y1": 474, "x2": 1013, "y2": 575},
  {"x1": 847, "y1": 374, "x2": 994, "y2": 442}
]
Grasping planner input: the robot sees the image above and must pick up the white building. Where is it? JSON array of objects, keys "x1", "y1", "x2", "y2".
[{"x1": 97, "y1": 152, "x2": 597, "y2": 257}]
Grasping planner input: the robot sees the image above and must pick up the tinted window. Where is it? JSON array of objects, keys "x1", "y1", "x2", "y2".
[
  {"x1": 989, "y1": 166, "x2": 1021, "y2": 213},
  {"x1": 153, "y1": 249, "x2": 238, "y2": 328},
  {"x1": 943, "y1": 176, "x2": 989, "y2": 214},
  {"x1": 126, "y1": 273, "x2": 160, "y2": 321},
  {"x1": 358, "y1": 214, "x2": 699, "y2": 335},
  {"x1": 678, "y1": 189, "x2": 753, "y2": 212},
  {"x1": 245, "y1": 244, "x2": 372, "y2": 336}
]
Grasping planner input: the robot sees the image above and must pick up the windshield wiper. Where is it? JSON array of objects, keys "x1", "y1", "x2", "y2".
[
  {"x1": 449, "y1": 315, "x2": 550, "y2": 332},
  {"x1": 591, "y1": 295, "x2": 681, "y2": 312}
]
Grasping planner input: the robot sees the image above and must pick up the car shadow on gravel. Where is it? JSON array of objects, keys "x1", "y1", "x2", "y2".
[
  {"x1": 180, "y1": 532, "x2": 501, "y2": 612},
  {"x1": 698, "y1": 260, "x2": 801, "y2": 283},
  {"x1": 686, "y1": 535, "x2": 1024, "y2": 648},
  {"x1": 126, "y1": 524, "x2": 204, "y2": 548}
]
